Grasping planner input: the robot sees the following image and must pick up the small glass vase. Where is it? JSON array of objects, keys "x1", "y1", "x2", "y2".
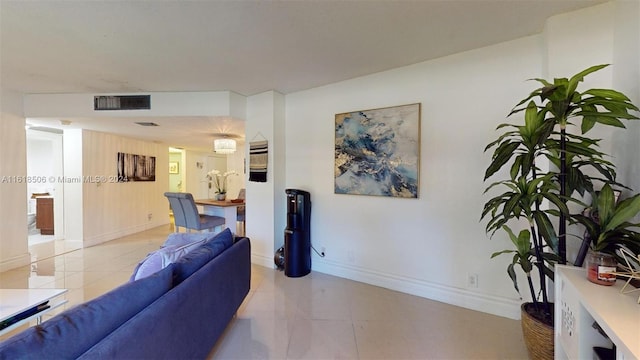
[
  {"x1": 215, "y1": 193, "x2": 226, "y2": 201},
  {"x1": 586, "y1": 250, "x2": 617, "y2": 286}
]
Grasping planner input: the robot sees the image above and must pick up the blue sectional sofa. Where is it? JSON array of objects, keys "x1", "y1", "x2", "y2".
[{"x1": 0, "y1": 229, "x2": 251, "y2": 359}]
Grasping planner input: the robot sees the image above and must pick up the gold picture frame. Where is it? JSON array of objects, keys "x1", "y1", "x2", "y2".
[{"x1": 169, "y1": 161, "x2": 179, "y2": 174}]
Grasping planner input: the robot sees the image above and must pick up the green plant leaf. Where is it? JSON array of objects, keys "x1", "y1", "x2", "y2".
[
  {"x1": 583, "y1": 88, "x2": 633, "y2": 102},
  {"x1": 484, "y1": 142, "x2": 520, "y2": 180},
  {"x1": 491, "y1": 249, "x2": 515, "y2": 258},
  {"x1": 510, "y1": 155, "x2": 522, "y2": 180},
  {"x1": 524, "y1": 101, "x2": 540, "y2": 136},
  {"x1": 605, "y1": 194, "x2": 640, "y2": 232},
  {"x1": 543, "y1": 83, "x2": 566, "y2": 102},
  {"x1": 572, "y1": 213, "x2": 599, "y2": 245},
  {"x1": 510, "y1": 86, "x2": 545, "y2": 113},
  {"x1": 507, "y1": 263, "x2": 520, "y2": 295},
  {"x1": 581, "y1": 98, "x2": 638, "y2": 113},
  {"x1": 567, "y1": 64, "x2": 609, "y2": 95},
  {"x1": 579, "y1": 103, "x2": 598, "y2": 133},
  {"x1": 520, "y1": 152, "x2": 534, "y2": 179},
  {"x1": 597, "y1": 184, "x2": 615, "y2": 225},
  {"x1": 534, "y1": 211, "x2": 559, "y2": 251},
  {"x1": 484, "y1": 127, "x2": 519, "y2": 152}
]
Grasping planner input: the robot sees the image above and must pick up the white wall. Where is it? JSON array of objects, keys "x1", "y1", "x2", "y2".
[
  {"x1": 0, "y1": 89, "x2": 30, "y2": 272},
  {"x1": 286, "y1": 2, "x2": 640, "y2": 318},
  {"x1": 611, "y1": 0, "x2": 640, "y2": 195},
  {"x1": 286, "y1": 36, "x2": 543, "y2": 319},
  {"x1": 226, "y1": 144, "x2": 247, "y2": 199},
  {"x1": 246, "y1": 91, "x2": 286, "y2": 267},
  {"x1": 63, "y1": 129, "x2": 84, "y2": 244},
  {"x1": 284, "y1": 0, "x2": 639, "y2": 320},
  {"x1": 80, "y1": 130, "x2": 169, "y2": 247}
]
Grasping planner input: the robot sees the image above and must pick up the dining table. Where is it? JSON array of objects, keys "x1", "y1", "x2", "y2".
[{"x1": 194, "y1": 198, "x2": 245, "y2": 234}]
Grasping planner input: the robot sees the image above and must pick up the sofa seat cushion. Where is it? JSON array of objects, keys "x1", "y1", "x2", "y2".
[
  {"x1": 0, "y1": 265, "x2": 174, "y2": 360},
  {"x1": 173, "y1": 228, "x2": 233, "y2": 284}
]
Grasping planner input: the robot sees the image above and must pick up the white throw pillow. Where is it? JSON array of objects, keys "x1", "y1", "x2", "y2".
[{"x1": 131, "y1": 239, "x2": 206, "y2": 281}]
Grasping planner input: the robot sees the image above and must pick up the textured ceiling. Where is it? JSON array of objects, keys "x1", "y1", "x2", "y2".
[{"x1": 1, "y1": 0, "x2": 605, "y2": 151}]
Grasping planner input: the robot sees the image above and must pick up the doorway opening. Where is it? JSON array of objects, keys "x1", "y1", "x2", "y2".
[{"x1": 26, "y1": 127, "x2": 77, "y2": 261}]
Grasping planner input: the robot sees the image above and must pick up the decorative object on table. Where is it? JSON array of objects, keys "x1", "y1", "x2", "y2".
[
  {"x1": 117, "y1": 152, "x2": 156, "y2": 182},
  {"x1": 334, "y1": 103, "x2": 420, "y2": 198},
  {"x1": 205, "y1": 170, "x2": 238, "y2": 200},
  {"x1": 612, "y1": 246, "x2": 640, "y2": 303},
  {"x1": 585, "y1": 250, "x2": 617, "y2": 285},
  {"x1": 481, "y1": 65, "x2": 638, "y2": 359},
  {"x1": 169, "y1": 161, "x2": 179, "y2": 174},
  {"x1": 249, "y1": 139, "x2": 268, "y2": 183},
  {"x1": 572, "y1": 183, "x2": 640, "y2": 285}
]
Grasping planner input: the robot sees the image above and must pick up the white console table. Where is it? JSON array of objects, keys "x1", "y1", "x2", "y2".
[
  {"x1": 555, "y1": 265, "x2": 639, "y2": 360},
  {"x1": 0, "y1": 288, "x2": 68, "y2": 336}
]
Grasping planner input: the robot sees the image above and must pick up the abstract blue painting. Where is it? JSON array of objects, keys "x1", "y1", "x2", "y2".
[{"x1": 335, "y1": 103, "x2": 420, "y2": 198}]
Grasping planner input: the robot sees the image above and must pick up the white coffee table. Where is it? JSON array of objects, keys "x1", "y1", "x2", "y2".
[{"x1": 0, "y1": 288, "x2": 68, "y2": 336}]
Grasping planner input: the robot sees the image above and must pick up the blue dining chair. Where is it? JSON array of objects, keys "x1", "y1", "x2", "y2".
[{"x1": 164, "y1": 192, "x2": 225, "y2": 233}]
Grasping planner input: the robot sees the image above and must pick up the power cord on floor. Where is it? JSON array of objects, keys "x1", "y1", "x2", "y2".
[{"x1": 311, "y1": 244, "x2": 325, "y2": 257}]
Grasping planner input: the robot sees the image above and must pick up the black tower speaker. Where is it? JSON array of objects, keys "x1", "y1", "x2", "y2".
[{"x1": 284, "y1": 189, "x2": 311, "y2": 277}]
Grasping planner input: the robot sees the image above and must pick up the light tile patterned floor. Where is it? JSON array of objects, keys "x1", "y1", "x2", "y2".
[{"x1": 1, "y1": 226, "x2": 528, "y2": 359}]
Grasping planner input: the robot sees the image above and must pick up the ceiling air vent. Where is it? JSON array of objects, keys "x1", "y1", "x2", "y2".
[
  {"x1": 94, "y1": 95, "x2": 151, "y2": 111},
  {"x1": 135, "y1": 122, "x2": 159, "y2": 127}
]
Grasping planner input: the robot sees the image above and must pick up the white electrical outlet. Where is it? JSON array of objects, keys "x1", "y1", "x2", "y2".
[
  {"x1": 468, "y1": 273, "x2": 479, "y2": 288},
  {"x1": 148, "y1": 213, "x2": 153, "y2": 220}
]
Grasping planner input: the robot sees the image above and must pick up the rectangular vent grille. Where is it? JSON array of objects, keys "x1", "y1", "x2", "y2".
[
  {"x1": 94, "y1": 95, "x2": 151, "y2": 111},
  {"x1": 135, "y1": 122, "x2": 159, "y2": 127}
]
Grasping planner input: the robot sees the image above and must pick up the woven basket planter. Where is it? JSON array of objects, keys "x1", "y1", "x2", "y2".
[{"x1": 521, "y1": 303, "x2": 554, "y2": 360}]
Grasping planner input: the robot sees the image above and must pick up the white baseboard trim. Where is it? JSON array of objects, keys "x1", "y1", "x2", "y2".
[
  {"x1": 64, "y1": 239, "x2": 84, "y2": 249},
  {"x1": 311, "y1": 259, "x2": 522, "y2": 320},
  {"x1": 83, "y1": 222, "x2": 165, "y2": 248},
  {"x1": 0, "y1": 253, "x2": 31, "y2": 273},
  {"x1": 251, "y1": 253, "x2": 275, "y2": 269}
]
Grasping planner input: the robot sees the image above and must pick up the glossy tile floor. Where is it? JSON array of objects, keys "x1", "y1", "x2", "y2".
[{"x1": 1, "y1": 226, "x2": 528, "y2": 359}]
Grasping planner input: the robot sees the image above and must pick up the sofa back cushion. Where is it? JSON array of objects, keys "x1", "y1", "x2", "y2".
[
  {"x1": 162, "y1": 232, "x2": 218, "y2": 247},
  {"x1": 0, "y1": 265, "x2": 174, "y2": 360},
  {"x1": 172, "y1": 228, "x2": 233, "y2": 284}
]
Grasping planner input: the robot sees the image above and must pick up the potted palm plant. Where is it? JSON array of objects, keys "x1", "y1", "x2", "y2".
[{"x1": 482, "y1": 64, "x2": 638, "y2": 359}]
